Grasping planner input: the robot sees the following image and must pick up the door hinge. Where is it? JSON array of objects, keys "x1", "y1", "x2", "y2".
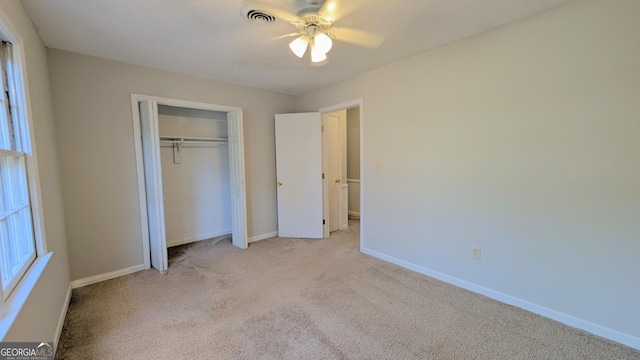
[
  {"x1": 323, "y1": 219, "x2": 326, "y2": 225},
  {"x1": 321, "y1": 125, "x2": 324, "y2": 132},
  {"x1": 322, "y1": 173, "x2": 325, "y2": 179}
]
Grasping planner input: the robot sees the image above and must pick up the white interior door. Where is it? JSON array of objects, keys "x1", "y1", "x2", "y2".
[
  {"x1": 139, "y1": 100, "x2": 168, "y2": 273},
  {"x1": 327, "y1": 112, "x2": 342, "y2": 232},
  {"x1": 227, "y1": 111, "x2": 248, "y2": 249},
  {"x1": 275, "y1": 113, "x2": 324, "y2": 238}
]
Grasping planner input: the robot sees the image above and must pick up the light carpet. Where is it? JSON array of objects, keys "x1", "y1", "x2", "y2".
[{"x1": 56, "y1": 221, "x2": 640, "y2": 359}]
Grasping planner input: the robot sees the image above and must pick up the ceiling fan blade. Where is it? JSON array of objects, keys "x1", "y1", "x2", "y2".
[
  {"x1": 269, "y1": 32, "x2": 302, "y2": 42},
  {"x1": 330, "y1": 27, "x2": 384, "y2": 49},
  {"x1": 317, "y1": 0, "x2": 358, "y2": 23},
  {"x1": 241, "y1": 1, "x2": 300, "y2": 23}
]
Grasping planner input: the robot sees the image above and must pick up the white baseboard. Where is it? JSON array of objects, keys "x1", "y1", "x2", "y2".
[
  {"x1": 249, "y1": 231, "x2": 278, "y2": 243},
  {"x1": 167, "y1": 230, "x2": 232, "y2": 248},
  {"x1": 348, "y1": 211, "x2": 360, "y2": 220},
  {"x1": 361, "y1": 247, "x2": 640, "y2": 351},
  {"x1": 71, "y1": 264, "x2": 146, "y2": 289},
  {"x1": 54, "y1": 283, "x2": 72, "y2": 351}
]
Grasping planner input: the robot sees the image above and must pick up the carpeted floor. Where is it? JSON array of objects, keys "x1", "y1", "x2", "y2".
[{"x1": 56, "y1": 221, "x2": 640, "y2": 359}]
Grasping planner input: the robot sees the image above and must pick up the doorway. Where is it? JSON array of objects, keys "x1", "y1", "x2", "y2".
[
  {"x1": 131, "y1": 94, "x2": 248, "y2": 273},
  {"x1": 321, "y1": 101, "x2": 361, "y2": 243},
  {"x1": 324, "y1": 110, "x2": 347, "y2": 233},
  {"x1": 274, "y1": 99, "x2": 363, "y2": 248}
]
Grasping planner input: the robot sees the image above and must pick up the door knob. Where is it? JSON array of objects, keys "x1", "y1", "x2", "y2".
[
  {"x1": 335, "y1": 179, "x2": 341, "y2": 183},
  {"x1": 278, "y1": 181, "x2": 283, "y2": 186}
]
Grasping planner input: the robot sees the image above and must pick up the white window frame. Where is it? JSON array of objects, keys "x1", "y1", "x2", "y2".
[
  {"x1": 0, "y1": 6, "x2": 50, "y2": 331},
  {"x1": 0, "y1": 150, "x2": 36, "y2": 298}
]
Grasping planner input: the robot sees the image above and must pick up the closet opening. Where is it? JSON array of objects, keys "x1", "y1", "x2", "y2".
[
  {"x1": 157, "y1": 105, "x2": 231, "y2": 248},
  {"x1": 320, "y1": 100, "x2": 362, "y2": 247},
  {"x1": 131, "y1": 95, "x2": 248, "y2": 274},
  {"x1": 273, "y1": 100, "x2": 362, "y2": 246}
]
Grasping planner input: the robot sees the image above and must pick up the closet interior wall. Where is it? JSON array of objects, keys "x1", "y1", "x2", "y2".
[{"x1": 158, "y1": 105, "x2": 231, "y2": 247}]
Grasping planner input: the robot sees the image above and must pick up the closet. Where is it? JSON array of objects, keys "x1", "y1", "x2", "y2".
[
  {"x1": 157, "y1": 105, "x2": 231, "y2": 248},
  {"x1": 132, "y1": 95, "x2": 247, "y2": 274}
]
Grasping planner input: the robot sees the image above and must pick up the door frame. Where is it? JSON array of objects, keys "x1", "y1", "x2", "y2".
[
  {"x1": 130, "y1": 94, "x2": 248, "y2": 270},
  {"x1": 319, "y1": 99, "x2": 363, "y2": 249}
]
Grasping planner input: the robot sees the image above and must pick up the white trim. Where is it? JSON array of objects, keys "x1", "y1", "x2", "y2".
[
  {"x1": 15, "y1": 45, "x2": 47, "y2": 257},
  {"x1": 167, "y1": 231, "x2": 231, "y2": 248},
  {"x1": 249, "y1": 231, "x2": 278, "y2": 243},
  {"x1": 361, "y1": 247, "x2": 640, "y2": 351},
  {"x1": 71, "y1": 264, "x2": 145, "y2": 289},
  {"x1": 54, "y1": 283, "x2": 72, "y2": 350},
  {"x1": 348, "y1": 211, "x2": 360, "y2": 219},
  {"x1": 132, "y1": 94, "x2": 241, "y2": 113},
  {"x1": 321, "y1": 114, "x2": 329, "y2": 239}
]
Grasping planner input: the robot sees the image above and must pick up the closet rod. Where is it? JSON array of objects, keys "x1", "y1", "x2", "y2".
[
  {"x1": 159, "y1": 140, "x2": 228, "y2": 145},
  {"x1": 159, "y1": 136, "x2": 228, "y2": 142}
]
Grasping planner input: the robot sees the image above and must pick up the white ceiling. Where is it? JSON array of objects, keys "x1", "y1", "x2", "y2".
[{"x1": 21, "y1": 0, "x2": 572, "y2": 95}]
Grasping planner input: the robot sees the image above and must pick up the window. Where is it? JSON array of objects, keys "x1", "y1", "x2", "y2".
[{"x1": 0, "y1": 41, "x2": 36, "y2": 300}]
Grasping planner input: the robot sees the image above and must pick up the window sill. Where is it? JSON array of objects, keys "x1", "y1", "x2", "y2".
[{"x1": 0, "y1": 252, "x2": 52, "y2": 340}]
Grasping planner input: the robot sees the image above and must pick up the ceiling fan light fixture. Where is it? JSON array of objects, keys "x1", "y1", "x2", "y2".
[
  {"x1": 310, "y1": 44, "x2": 327, "y2": 63},
  {"x1": 289, "y1": 35, "x2": 310, "y2": 58},
  {"x1": 314, "y1": 32, "x2": 333, "y2": 54}
]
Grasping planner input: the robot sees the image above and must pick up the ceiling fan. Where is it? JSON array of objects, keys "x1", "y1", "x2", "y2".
[{"x1": 241, "y1": 0, "x2": 384, "y2": 64}]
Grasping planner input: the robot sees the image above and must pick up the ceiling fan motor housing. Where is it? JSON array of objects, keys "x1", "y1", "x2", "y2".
[
  {"x1": 296, "y1": 0, "x2": 323, "y2": 16},
  {"x1": 294, "y1": 14, "x2": 332, "y2": 34}
]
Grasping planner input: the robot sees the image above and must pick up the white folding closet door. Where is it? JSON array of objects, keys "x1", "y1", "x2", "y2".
[
  {"x1": 139, "y1": 100, "x2": 168, "y2": 273},
  {"x1": 227, "y1": 111, "x2": 248, "y2": 249}
]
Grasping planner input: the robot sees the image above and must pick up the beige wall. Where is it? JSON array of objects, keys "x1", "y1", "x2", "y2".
[
  {"x1": 297, "y1": 0, "x2": 640, "y2": 343},
  {"x1": 48, "y1": 50, "x2": 296, "y2": 280},
  {"x1": 0, "y1": 1, "x2": 70, "y2": 342}
]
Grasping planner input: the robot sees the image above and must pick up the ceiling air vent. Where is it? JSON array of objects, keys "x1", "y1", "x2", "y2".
[{"x1": 241, "y1": 7, "x2": 276, "y2": 26}]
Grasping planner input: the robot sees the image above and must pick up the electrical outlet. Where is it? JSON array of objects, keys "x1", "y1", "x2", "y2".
[{"x1": 472, "y1": 246, "x2": 481, "y2": 260}]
